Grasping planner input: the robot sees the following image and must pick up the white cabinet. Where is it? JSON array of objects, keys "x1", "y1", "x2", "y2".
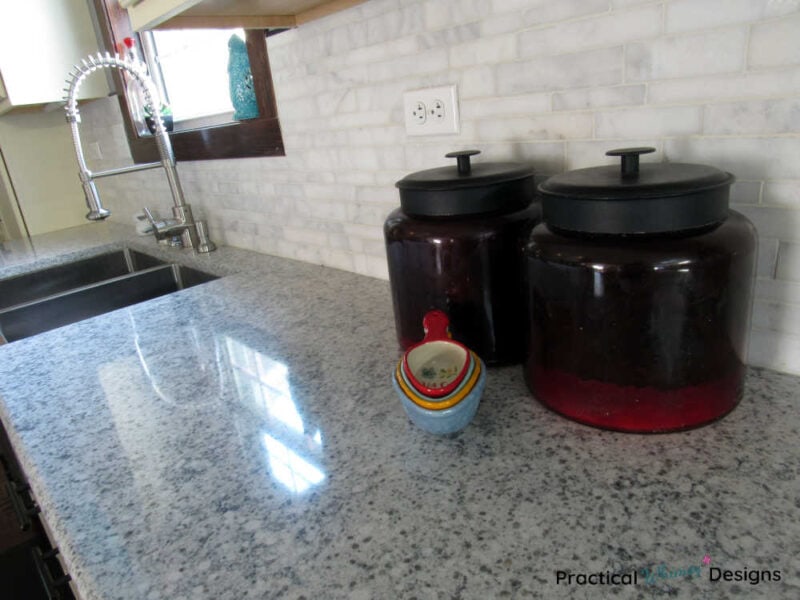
[
  {"x1": 0, "y1": 110, "x2": 90, "y2": 238},
  {"x1": 126, "y1": 0, "x2": 368, "y2": 31},
  {"x1": 0, "y1": 0, "x2": 109, "y2": 114},
  {"x1": 0, "y1": 0, "x2": 107, "y2": 239}
]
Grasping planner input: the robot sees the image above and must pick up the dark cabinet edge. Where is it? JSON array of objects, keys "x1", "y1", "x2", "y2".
[{"x1": 0, "y1": 422, "x2": 75, "y2": 599}]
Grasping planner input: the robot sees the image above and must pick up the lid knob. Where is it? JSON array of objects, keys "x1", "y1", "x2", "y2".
[
  {"x1": 606, "y1": 147, "x2": 656, "y2": 179},
  {"x1": 445, "y1": 149, "x2": 481, "y2": 175}
]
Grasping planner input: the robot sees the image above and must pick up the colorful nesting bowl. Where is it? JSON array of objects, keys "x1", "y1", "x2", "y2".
[
  {"x1": 393, "y1": 350, "x2": 486, "y2": 434},
  {"x1": 393, "y1": 311, "x2": 486, "y2": 434},
  {"x1": 402, "y1": 310, "x2": 471, "y2": 397}
]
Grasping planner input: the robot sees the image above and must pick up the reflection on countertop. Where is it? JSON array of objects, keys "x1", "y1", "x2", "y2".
[{"x1": 0, "y1": 223, "x2": 799, "y2": 600}]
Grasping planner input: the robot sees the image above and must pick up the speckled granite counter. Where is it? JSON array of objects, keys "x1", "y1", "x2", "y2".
[{"x1": 0, "y1": 224, "x2": 798, "y2": 600}]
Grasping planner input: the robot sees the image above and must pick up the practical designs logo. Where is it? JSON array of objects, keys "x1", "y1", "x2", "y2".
[
  {"x1": 556, "y1": 555, "x2": 782, "y2": 588},
  {"x1": 639, "y1": 561, "x2": 702, "y2": 586}
]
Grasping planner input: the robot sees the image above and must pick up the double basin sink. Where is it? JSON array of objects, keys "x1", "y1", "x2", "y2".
[{"x1": 0, "y1": 248, "x2": 217, "y2": 343}]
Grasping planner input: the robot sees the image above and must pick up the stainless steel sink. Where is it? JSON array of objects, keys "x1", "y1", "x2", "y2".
[
  {"x1": 0, "y1": 250, "x2": 217, "y2": 343},
  {"x1": 0, "y1": 249, "x2": 164, "y2": 311}
]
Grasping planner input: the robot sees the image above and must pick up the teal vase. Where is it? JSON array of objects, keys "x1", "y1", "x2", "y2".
[{"x1": 227, "y1": 34, "x2": 259, "y2": 120}]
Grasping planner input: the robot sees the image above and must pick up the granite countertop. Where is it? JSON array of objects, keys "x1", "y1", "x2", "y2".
[{"x1": 0, "y1": 223, "x2": 798, "y2": 599}]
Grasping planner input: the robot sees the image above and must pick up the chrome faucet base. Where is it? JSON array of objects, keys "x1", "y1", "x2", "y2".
[
  {"x1": 193, "y1": 221, "x2": 216, "y2": 253},
  {"x1": 86, "y1": 208, "x2": 111, "y2": 221}
]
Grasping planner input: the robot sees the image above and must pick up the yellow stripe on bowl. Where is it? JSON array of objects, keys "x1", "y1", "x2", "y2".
[{"x1": 395, "y1": 351, "x2": 482, "y2": 411}]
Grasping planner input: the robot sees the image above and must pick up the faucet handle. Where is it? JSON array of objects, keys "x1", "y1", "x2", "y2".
[
  {"x1": 143, "y1": 206, "x2": 158, "y2": 229},
  {"x1": 143, "y1": 206, "x2": 182, "y2": 246},
  {"x1": 143, "y1": 206, "x2": 180, "y2": 230},
  {"x1": 143, "y1": 206, "x2": 162, "y2": 227}
]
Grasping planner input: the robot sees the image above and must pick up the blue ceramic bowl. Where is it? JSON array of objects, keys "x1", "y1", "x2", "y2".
[{"x1": 393, "y1": 351, "x2": 486, "y2": 435}]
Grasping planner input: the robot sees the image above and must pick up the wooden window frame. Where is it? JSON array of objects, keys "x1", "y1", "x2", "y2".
[{"x1": 93, "y1": 0, "x2": 284, "y2": 163}]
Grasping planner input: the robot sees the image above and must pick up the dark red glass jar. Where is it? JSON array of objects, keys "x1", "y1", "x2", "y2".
[
  {"x1": 524, "y1": 148, "x2": 757, "y2": 432},
  {"x1": 385, "y1": 150, "x2": 540, "y2": 364}
]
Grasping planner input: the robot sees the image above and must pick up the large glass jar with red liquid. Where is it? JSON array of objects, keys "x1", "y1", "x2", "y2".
[
  {"x1": 385, "y1": 150, "x2": 540, "y2": 365},
  {"x1": 524, "y1": 147, "x2": 757, "y2": 432}
]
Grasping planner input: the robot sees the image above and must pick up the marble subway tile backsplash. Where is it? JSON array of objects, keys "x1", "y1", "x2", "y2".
[
  {"x1": 703, "y1": 98, "x2": 800, "y2": 136},
  {"x1": 551, "y1": 84, "x2": 646, "y2": 111},
  {"x1": 78, "y1": 0, "x2": 800, "y2": 374},
  {"x1": 496, "y1": 46, "x2": 625, "y2": 94},
  {"x1": 776, "y1": 242, "x2": 800, "y2": 282},
  {"x1": 517, "y1": 4, "x2": 663, "y2": 57},
  {"x1": 664, "y1": 0, "x2": 799, "y2": 33},
  {"x1": 748, "y1": 13, "x2": 800, "y2": 68},
  {"x1": 594, "y1": 105, "x2": 703, "y2": 138},
  {"x1": 625, "y1": 28, "x2": 749, "y2": 81}
]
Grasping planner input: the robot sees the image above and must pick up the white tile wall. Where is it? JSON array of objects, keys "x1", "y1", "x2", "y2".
[
  {"x1": 625, "y1": 28, "x2": 749, "y2": 81},
  {"x1": 749, "y1": 13, "x2": 800, "y2": 68},
  {"x1": 76, "y1": 0, "x2": 800, "y2": 374},
  {"x1": 777, "y1": 243, "x2": 800, "y2": 282}
]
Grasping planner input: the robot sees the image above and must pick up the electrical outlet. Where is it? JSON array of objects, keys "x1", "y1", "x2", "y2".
[
  {"x1": 411, "y1": 100, "x2": 427, "y2": 124},
  {"x1": 403, "y1": 85, "x2": 460, "y2": 136},
  {"x1": 430, "y1": 99, "x2": 446, "y2": 122}
]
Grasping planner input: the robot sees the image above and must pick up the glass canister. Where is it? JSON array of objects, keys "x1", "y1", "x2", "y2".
[
  {"x1": 524, "y1": 147, "x2": 757, "y2": 432},
  {"x1": 385, "y1": 150, "x2": 540, "y2": 365}
]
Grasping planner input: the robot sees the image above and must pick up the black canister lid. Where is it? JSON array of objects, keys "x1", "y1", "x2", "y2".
[
  {"x1": 396, "y1": 150, "x2": 535, "y2": 217},
  {"x1": 538, "y1": 147, "x2": 735, "y2": 234}
]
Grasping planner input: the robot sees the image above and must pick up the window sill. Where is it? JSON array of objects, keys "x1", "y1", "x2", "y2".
[{"x1": 127, "y1": 114, "x2": 284, "y2": 162}]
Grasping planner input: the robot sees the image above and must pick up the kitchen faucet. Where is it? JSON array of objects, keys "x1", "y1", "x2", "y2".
[{"x1": 63, "y1": 52, "x2": 215, "y2": 253}]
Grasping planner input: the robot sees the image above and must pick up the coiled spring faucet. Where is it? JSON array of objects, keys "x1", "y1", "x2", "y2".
[{"x1": 64, "y1": 52, "x2": 215, "y2": 253}]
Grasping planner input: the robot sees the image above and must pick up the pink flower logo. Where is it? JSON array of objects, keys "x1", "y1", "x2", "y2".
[{"x1": 702, "y1": 555, "x2": 712, "y2": 566}]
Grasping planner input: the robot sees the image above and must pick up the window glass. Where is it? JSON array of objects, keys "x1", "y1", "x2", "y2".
[{"x1": 148, "y1": 28, "x2": 248, "y2": 124}]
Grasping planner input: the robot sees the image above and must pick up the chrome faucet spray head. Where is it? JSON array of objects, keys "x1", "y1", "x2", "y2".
[{"x1": 79, "y1": 170, "x2": 110, "y2": 221}]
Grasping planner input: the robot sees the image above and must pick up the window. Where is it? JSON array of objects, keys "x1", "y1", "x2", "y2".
[
  {"x1": 145, "y1": 28, "x2": 246, "y2": 129},
  {"x1": 92, "y1": 0, "x2": 284, "y2": 162}
]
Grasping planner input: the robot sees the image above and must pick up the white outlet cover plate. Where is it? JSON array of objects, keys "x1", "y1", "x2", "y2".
[{"x1": 403, "y1": 85, "x2": 460, "y2": 136}]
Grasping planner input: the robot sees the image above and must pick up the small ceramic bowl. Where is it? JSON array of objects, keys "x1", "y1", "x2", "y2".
[
  {"x1": 397, "y1": 349, "x2": 477, "y2": 406},
  {"x1": 402, "y1": 310, "x2": 470, "y2": 398},
  {"x1": 393, "y1": 351, "x2": 486, "y2": 434},
  {"x1": 393, "y1": 308, "x2": 487, "y2": 437}
]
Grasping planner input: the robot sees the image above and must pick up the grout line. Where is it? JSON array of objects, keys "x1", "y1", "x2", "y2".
[{"x1": 743, "y1": 23, "x2": 753, "y2": 73}]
